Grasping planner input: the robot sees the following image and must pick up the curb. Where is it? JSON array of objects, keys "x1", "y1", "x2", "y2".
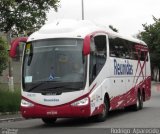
[
  {"x1": 0, "y1": 111, "x2": 24, "y2": 123},
  {"x1": 0, "y1": 111, "x2": 21, "y2": 116},
  {"x1": 0, "y1": 117, "x2": 24, "y2": 123}
]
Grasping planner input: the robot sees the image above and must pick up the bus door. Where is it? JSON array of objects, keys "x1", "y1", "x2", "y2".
[{"x1": 88, "y1": 33, "x2": 108, "y2": 111}]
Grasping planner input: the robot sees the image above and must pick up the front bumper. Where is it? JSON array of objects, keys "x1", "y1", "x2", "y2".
[{"x1": 21, "y1": 98, "x2": 90, "y2": 119}]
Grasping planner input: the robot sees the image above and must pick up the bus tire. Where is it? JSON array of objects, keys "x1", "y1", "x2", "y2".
[
  {"x1": 42, "y1": 118, "x2": 57, "y2": 125},
  {"x1": 132, "y1": 91, "x2": 143, "y2": 111},
  {"x1": 94, "y1": 97, "x2": 109, "y2": 122}
]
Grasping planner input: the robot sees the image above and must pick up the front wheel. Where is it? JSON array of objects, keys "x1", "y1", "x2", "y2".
[
  {"x1": 42, "y1": 118, "x2": 57, "y2": 125},
  {"x1": 94, "y1": 97, "x2": 109, "y2": 122}
]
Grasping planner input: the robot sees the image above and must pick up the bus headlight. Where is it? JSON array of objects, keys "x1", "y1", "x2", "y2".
[
  {"x1": 21, "y1": 99, "x2": 34, "y2": 107},
  {"x1": 71, "y1": 97, "x2": 89, "y2": 106}
]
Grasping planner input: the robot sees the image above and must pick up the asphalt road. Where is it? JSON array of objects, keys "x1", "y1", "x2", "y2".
[{"x1": 0, "y1": 82, "x2": 160, "y2": 134}]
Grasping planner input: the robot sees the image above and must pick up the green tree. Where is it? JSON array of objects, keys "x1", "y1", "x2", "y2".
[
  {"x1": 0, "y1": 37, "x2": 8, "y2": 76},
  {"x1": 138, "y1": 16, "x2": 160, "y2": 80},
  {"x1": 0, "y1": 0, "x2": 60, "y2": 33}
]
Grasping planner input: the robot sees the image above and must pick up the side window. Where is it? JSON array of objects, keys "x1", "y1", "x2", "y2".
[
  {"x1": 109, "y1": 37, "x2": 118, "y2": 57},
  {"x1": 109, "y1": 36, "x2": 149, "y2": 61},
  {"x1": 89, "y1": 35, "x2": 106, "y2": 85},
  {"x1": 109, "y1": 37, "x2": 129, "y2": 58},
  {"x1": 137, "y1": 47, "x2": 148, "y2": 61},
  {"x1": 124, "y1": 41, "x2": 148, "y2": 61},
  {"x1": 140, "y1": 51, "x2": 148, "y2": 61},
  {"x1": 125, "y1": 41, "x2": 138, "y2": 60}
]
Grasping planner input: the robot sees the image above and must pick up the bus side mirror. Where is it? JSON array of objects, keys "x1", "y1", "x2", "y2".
[
  {"x1": 83, "y1": 35, "x2": 91, "y2": 56},
  {"x1": 10, "y1": 37, "x2": 28, "y2": 58}
]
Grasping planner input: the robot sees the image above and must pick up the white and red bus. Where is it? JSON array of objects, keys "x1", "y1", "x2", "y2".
[{"x1": 20, "y1": 20, "x2": 151, "y2": 124}]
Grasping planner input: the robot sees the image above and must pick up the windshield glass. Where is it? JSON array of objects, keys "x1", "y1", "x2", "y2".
[{"x1": 22, "y1": 38, "x2": 86, "y2": 93}]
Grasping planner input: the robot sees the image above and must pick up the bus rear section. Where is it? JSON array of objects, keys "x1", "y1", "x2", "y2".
[{"x1": 20, "y1": 20, "x2": 151, "y2": 124}]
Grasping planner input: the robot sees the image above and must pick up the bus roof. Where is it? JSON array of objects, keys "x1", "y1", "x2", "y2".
[{"x1": 28, "y1": 19, "x2": 146, "y2": 46}]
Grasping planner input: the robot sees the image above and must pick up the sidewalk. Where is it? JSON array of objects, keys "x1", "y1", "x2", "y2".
[{"x1": 0, "y1": 112, "x2": 24, "y2": 123}]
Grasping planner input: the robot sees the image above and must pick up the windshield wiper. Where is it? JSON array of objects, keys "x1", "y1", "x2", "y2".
[
  {"x1": 40, "y1": 86, "x2": 81, "y2": 95},
  {"x1": 41, "y1": 88, "x2": 78, "y2": 95},
  {"x1": 27, "y1": 81, "x2": 60, "y2": 92},
  {"x1": 27, "y1": 82, "x2": 43, "y2": 92},
  {"x1": 27, "y1": 81, "x2": 83, "y2": 92},
  {"x1": 46, "y1": 86, "x2": 80, "y2": 90}
]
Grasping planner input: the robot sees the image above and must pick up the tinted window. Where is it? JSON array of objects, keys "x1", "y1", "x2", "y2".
[
  {"x1": 109, "y1": 37, "x2": 129, "y2": 58},
  {"x1": 109, "y1": 36, "x2": 148, "y2": 61},
  {"x1": 89, "y1": 35, "x2": 106, "y2": 84}
]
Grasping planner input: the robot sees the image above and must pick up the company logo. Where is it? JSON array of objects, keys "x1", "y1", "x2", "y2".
[
  {"x1": 114, "y1": 59, "x2": 133, "y2": 75},
  {"x1": 44, "y1": 98, "x2": 59, "y2": 102}
]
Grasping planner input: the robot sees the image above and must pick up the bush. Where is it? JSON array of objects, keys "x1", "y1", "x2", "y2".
[{"x1": 0, "y1": 89, "x2": 21, "y2": 113}]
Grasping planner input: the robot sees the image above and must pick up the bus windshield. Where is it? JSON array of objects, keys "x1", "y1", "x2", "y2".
[{"x1": 22, "y1": 38, "x2": 86, "y2": 93}]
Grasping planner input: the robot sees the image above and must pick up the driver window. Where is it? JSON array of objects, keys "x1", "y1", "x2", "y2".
[{"x1": 89, "y1": 35, "x2": 107, "y2": 85}]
